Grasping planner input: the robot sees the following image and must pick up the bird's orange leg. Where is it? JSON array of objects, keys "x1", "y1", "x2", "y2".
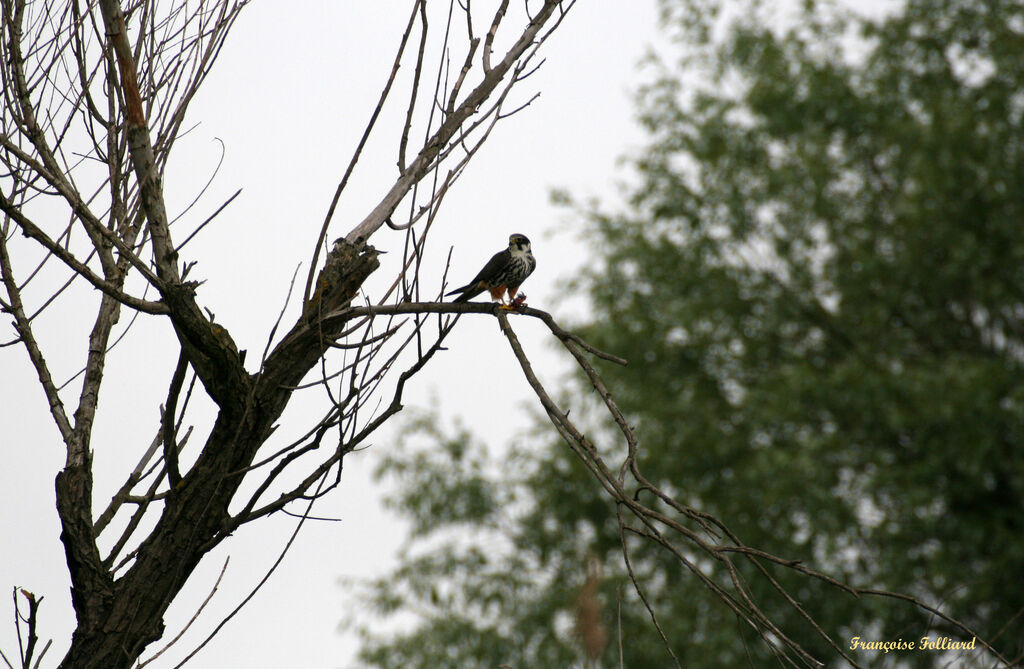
[{"x1": 488, "y1": 285, "x2": 506, "y2": 302}]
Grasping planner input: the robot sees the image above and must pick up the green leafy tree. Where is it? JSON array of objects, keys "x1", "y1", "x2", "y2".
[{"x1": 352, "y1": 0, "x2": 1024, "y2": 666}]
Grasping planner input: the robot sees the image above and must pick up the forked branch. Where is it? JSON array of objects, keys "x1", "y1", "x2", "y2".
[{"x1": 488, "y1": 310, "x2": 1012, "y2": 668}]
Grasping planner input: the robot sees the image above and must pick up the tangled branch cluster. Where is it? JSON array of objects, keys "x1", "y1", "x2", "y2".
[{"x1": 1, "y1": 1, "x2": 576, "y2": 666}]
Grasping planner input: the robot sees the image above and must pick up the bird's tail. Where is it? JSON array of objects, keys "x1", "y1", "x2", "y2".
[{"x1": 445, "y1": 284, "x2": 474, "y2": 301}]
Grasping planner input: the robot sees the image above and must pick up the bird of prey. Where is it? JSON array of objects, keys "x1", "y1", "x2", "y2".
[{"x1": 446, "y1": 233, "x2": 536, "y2": 305}]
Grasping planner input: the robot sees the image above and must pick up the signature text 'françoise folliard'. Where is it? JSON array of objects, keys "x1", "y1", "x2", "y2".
[{"x1": 849, "y1": 636, "x2": 977, "y2": 654}]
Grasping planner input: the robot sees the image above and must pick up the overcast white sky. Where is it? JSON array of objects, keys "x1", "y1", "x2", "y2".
[{"x1": 0, "y1": 2, "x2": 667, "y2": 667}]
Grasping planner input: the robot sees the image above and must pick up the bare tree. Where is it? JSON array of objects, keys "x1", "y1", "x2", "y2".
[
  {"x1": 1, "y1": 1, "x2": 1013, "y2": 668},
  {"x1": 0, "y1": 0, "x2": 577, "y2": 666}
]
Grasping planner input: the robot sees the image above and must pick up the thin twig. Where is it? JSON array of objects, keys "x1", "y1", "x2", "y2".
[{"x1": 135, "y1": 557, "x2": 230, "y2": 668}]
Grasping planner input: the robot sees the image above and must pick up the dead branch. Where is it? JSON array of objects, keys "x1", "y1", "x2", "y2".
[
  {"x1": 5, "y1": 587, "x2": 51, "y2": 669},
  {"x1": 341, "y1": 0, "x2": 570, "y2": 245},
  {"x1": 487, "y1": 307, "x2": 1011, "y2": 668}
]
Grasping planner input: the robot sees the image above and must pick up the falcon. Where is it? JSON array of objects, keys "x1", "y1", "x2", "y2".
[{"x1": 445, "y1": 233, "x2": 536, "y2": 305}]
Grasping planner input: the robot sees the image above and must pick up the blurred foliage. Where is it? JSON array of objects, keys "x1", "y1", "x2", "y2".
[{"x1": 349, "y1": 0, "x2": 1024, "y2": 666}]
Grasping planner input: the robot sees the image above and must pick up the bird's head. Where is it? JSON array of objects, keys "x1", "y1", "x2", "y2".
[{"x1": 508, "y1": 233, "x2": 532, "y2": 254}]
